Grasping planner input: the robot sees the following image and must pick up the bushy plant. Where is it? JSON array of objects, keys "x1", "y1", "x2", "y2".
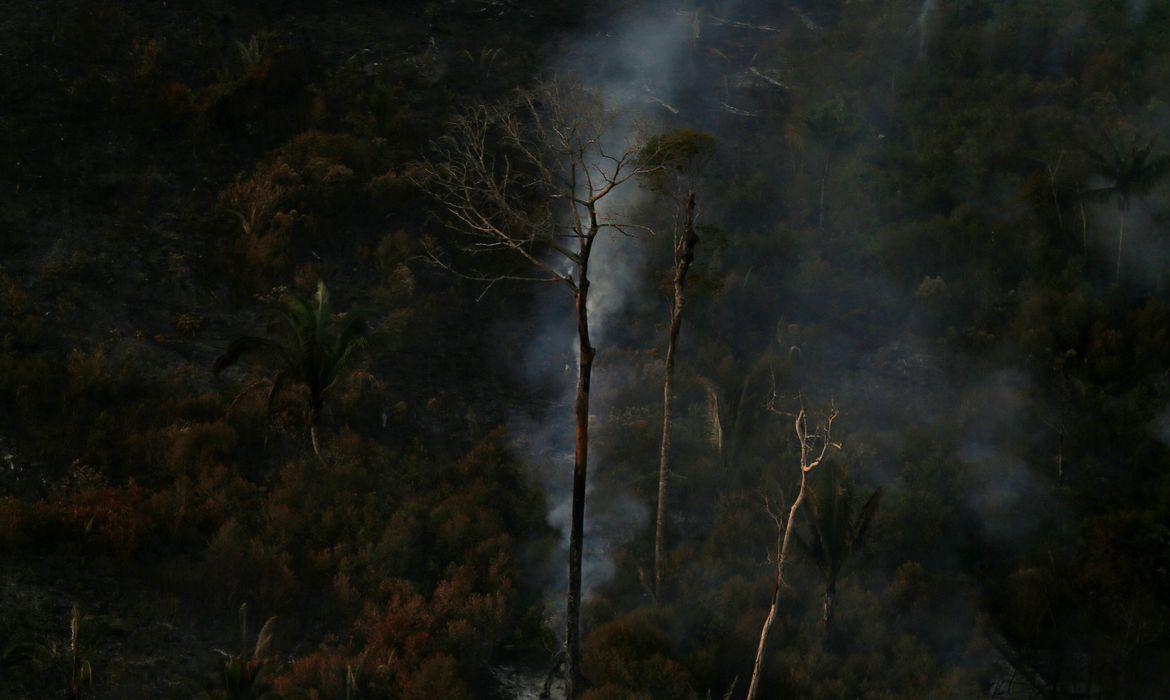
[
  {"x1": 218, "y1": 132, "x2": 390, "y2": 289},
  {"x1": 581, "y1": 610, "x2": 696, "y2": 700}
]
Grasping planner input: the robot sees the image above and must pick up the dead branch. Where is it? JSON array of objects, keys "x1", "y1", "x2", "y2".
[
  {"x1": 745, "y1": 397, "x2": 840, "y2": 700},
  {"x1": 413, "y1": 81, "x2": 664, "y2": 298}
]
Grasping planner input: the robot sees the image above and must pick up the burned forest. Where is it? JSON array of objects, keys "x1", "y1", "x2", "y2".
[{"x1": 3, "y1": 1, "x2": 1170, "y2": 699}]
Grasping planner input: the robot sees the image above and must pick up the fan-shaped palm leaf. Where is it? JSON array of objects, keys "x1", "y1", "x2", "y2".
[
  {"x1": 796, "y1": 463, "x2": 883, "y2": 637},
  {"x1": 213, "y1": 282, "x2": 366, "y2": 459},
  {"x1": 1082, "y1": 131, "x2": 1170, "y2": 282}
]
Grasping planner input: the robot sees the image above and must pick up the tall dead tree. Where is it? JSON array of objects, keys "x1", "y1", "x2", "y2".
[
  {"x1": 639, "y1": 130, "x2": 714, "y2": 602},
  {"x1": 745, "y1": 401, "x2": 840, "y2": 700},
  {"x1": 415, "y1": 81, "x2": 659, "y2": 698},
  {"x1": 653, "y1": 190, "x2": 697, "y2": 601}
]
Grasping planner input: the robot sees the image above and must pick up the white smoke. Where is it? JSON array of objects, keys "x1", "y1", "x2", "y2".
[
  {"x1": 506, "y1": 5, "x2": 695, "y2": 609},
  {"x1": 955, "y1": 370, "x2": 1064, "y2": 548}
]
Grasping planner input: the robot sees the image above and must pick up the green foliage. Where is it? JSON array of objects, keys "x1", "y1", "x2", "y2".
[
  {"x1": 795, "y1": 464, "x2": 883, "y2": 631},
  {"x1": 214, "y1": 281, "x2": 367, "y2": 457},
  {"x1": 637, "y1": 129, "x2": 717, "y2": 193},
  {"x1": 234, "y1": 35, "x2": 271, "y2": 76}
]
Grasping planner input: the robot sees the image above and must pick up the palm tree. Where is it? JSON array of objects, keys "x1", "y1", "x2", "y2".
[
  {"x1": 796, "y1": 463, "x2": 882, "y2": 638},
  {"x1": 214, "y1": 281, "x2": 366, "y2": 459},
  {"x1": 1082, "y1": 131, "x2": 1170, "y2": 283},
  {"x1": 202, "y1": 604, "x2": 281, "y2": 700}
]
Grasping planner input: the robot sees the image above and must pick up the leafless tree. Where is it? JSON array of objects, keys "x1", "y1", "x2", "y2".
[
  {"x1": 653, "y1": 189, "x2": 697, "y2": 602},
  {"x1": 414, "y1": 79, "x2": 660, "y2": 698},
  {"x1": 745, "y1": 398, "x2": 840, "y2": 700}
]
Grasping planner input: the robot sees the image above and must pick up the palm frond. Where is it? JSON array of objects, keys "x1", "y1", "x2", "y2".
[
  {"x1": 277, "y1": 298, "x2": 314, "y2": 363},
  {"x1": 803, "y1": 466, "x2": 885, "y2": 589},
  {"x1": 1079, "y1": 184, "x2": 1117, "y2": 202},
  {"x1": 322, "y1": 314, "x2": 367, "y2": 393},
  {"x1": 1083, "y1": 130, "x2": 1170, "y2": 203},
  {"x1": 313, "y1": 281, "x2": 331, "y2": 352},
  {"x1": 218, "y1": 282, "x2": 364, "y2": 457},
  {"x1": 849, "y1": 486, "x2": 884, "y2": 549},
  {"x1": 253, "y1": 616, "x2": 278, "y2": 659},
  {"x1": 214, "y1": 337, "x2": 289, "y2": 375},
  {"x1": 265, "y1": 370, "x2": 290, "y2": 416},
  {"x1": 792, "y1": 527, "x2": 830, "y2": 579}
]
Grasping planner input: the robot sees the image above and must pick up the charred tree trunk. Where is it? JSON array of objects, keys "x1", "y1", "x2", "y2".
[
  {"x1": 414, "y1": 81, "x2": 654, "y2": 699},
  {"x1": 818, "y1": 169, "x2": 827, "y2": 231},
  {"x1": 1046, "y1": 152, "x2": 1064, "y2": 231},
  {"x1": 1079, "y1": 193, "x2": 1088, "y2": 256},
  {"x1": 566, "y1": 229, "x2": 597, "y2": 699},
  {"x1": 822, "y1": 581, "x2": 836, "y2": 644},
  {"x1": 654, "y1": 191, "x2": 699, "y2": 602},
  {"x1": 746, "y1": 470, "x2": 809, "y2": 700},
  {"x1": 414, "y1": 86, "x2": 656, "y2": 698}
]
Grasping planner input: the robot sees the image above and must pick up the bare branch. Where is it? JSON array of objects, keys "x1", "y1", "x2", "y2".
[
  {"x1": 414, "y1": 79, "x2": 660, "y2": 298},
  {"x1": 747, "y1": 392, "x2": 842, "y2": 700}
]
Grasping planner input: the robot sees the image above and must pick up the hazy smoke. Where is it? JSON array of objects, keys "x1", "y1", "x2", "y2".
[
  {"x1": 507, "y1": 5, "x2": 695, "y2": 609},
  {"x1": 956, "y1": 370, "x2": 1061, "y2": 548},
  {"x1": 508, "y1": 0, "x2": 1098, "y2": 648}
]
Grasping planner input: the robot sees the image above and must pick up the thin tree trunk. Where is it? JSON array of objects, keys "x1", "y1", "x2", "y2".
[
  {"x1": 1056, "y1": 427, "x2": 1064, "y2": 483},
  {"x1": 818, "y1": 168, "x2": 827, "y2": 231},
  {"x1": 1047, "y1": 152, "x2": 1064, "y2": 230},
  {"x1": 654, "y1": 192, "x2": 699, "y2": 602},
  {"x1": 68, "y1": 604, "x2": 83, "y2": 700},
  {"x1": 1079, "y1": 194, "x2": 1088, "y2": 256},
  {"x1": 822, "y1": 582, "x2": 836, "y2": 646},
  {"x1": 1116, "y1": 207, "x2": 1126, "y2": 284},
  {"x1": 566, "y1": 230, "x2": 597, "y2": 699},
  {"x1": 725, "y1": 370, "x2": 758, "y2": 475},
  {"x1": 746, "y1": 471, "x2": 809, "y2": 700}
]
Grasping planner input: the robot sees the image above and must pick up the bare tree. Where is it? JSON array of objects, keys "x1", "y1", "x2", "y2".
[
  {"x1": 745, "y1": 400, "x2": 840, "y2": 700},
  {"x1": 653, "y1": 190, "x2": 697, "y2": 602},
  {"x1": 415, "y1": 80, "x2": 659, "y2": 698}
]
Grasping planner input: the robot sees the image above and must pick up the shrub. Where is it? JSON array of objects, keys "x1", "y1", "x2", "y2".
[
  {"x1": 218, "y1": 132, "x2": 389, "y2": 288},
  {"x1": 582, "y1": 610, "x2": 696, "y2": 700},
  {"x1": 0, "y1": 482, "x2": 157, "y2": 556}
]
